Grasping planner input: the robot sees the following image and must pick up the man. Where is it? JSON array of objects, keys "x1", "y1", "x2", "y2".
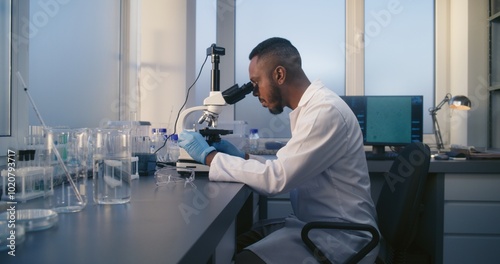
[{"x1": 179, "y1": 37, "x2": 379, "y2": 263}]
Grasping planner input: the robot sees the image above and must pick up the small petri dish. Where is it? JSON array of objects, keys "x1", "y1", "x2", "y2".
[
  {"x1": 155, "y1": 166, "x2": 195, "y2": 187},
  {"x1": 0, "y1": 209, "x2": 58, "y2": 232},
  {"x1": 0, "y1": 220, "x2": 25, "y2": 251}
]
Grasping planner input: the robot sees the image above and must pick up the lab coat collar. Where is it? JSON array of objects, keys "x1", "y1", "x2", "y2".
[
  {"x1": 296, "y1": 79, "x2": 325, "y2": 109},
  {"x1": 289, "y1": 80, "x2": 324, "y2": 130}
]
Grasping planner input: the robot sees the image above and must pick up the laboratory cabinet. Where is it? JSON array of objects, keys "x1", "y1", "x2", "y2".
[
  {"x1": 387, "y1": 160, "x2": 500, "y2": 264},
  {"x1": 441, "y1": 174, "x2": 500, "y2": 263},
  {"x1": 264, "y1": 193, "x2": 293, "y2": 219}
]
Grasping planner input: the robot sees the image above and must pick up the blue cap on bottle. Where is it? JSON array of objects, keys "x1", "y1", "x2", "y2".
[{"x1": 250, "y1": 128, "x2": 258, "y2": 134}]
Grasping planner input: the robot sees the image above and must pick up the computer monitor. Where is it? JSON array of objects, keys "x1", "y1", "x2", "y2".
[{"x1": 340, "y1": 95, "x2": 424, "y2": 154}]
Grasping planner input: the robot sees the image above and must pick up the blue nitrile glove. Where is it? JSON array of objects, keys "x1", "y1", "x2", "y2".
[
  {"x1": 178, "y1": 131, "x2": 216, "y2": 165},
  {"x1": 211, "y1": 140, "x2": 245, "y2": 159}
]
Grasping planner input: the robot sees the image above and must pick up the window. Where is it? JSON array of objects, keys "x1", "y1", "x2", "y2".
[
  {"x1": 228, "y1": 0, "x2": 434, "y2": 138},
  {"x1": 364, "y1": 0, "x2": 435, "y2": 134},
  {"x1": 234, "y1": 0, "x2": 346, "y2": 138},
  {"x1": 28, "y1": 0, "x2": 121, "y2": 128},
  {"x1": 0, "y1": 1, "x2": 133, "y2": 166},
  {"x1": 0, "y1": 0, "x2": 28, "y2": 166}
]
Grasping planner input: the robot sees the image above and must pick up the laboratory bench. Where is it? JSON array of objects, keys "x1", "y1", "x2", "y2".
[
  {"x1": 2, "y1": 158, "x2": 500, "y2": 264},
  {"x1": 0, "y1": 175, "x2": 254, "y2": 264}
]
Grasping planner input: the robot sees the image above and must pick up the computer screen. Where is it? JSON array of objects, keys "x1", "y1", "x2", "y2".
[{"x1": 340, "y1": 95, "x2": 424, "y2": 154}]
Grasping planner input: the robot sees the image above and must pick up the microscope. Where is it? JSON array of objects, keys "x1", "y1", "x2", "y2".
[{"x1": 176, "y1": 44, "x2": 253, "y2": 172}]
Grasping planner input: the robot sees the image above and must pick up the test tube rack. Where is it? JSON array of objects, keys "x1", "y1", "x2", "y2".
[{"x1": 1, "y1": 166, "x2": 54, "y2": 202}]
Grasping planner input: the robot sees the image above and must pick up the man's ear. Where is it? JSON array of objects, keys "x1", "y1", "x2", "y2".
[{"x1": 275, "y1": 66, "x2": 286, "y2": 85}]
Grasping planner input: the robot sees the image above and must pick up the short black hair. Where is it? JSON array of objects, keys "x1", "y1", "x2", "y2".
[{"x1": 248, "y1": 37, "x2": 301, "y2": 67}]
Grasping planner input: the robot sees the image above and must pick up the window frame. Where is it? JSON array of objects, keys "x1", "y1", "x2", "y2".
[{"x1": 0, "y1": 0, "x2": 29, "y2": 166}]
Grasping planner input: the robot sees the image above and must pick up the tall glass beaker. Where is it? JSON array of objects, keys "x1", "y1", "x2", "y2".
[
  {"x1": 92, "y1": 128, "x2": 132, "y2": 204},
  {"x1": 46, "y1": 128, "x2": 89, "y2": 213}
]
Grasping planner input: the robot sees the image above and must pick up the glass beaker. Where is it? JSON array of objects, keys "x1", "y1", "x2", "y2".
[
  {"x1": 45, "y1": 128, "x2": 89, "y2": 213},
  {"x1": 92, "y1": 128, "x2": 132, "y2": 204}
]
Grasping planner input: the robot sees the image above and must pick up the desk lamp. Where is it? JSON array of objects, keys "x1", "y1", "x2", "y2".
[{"x1": 429, "y1": 93, "x2": 472, "y2": 152}]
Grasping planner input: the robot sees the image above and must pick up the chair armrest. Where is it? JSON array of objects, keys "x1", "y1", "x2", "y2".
[{"x1": 301, "y1": 222, "x2": 380, "y2": 264}]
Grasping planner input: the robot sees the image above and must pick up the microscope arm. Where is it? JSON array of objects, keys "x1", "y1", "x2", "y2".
[
  {"x1": 176, "y1": 83, "x2": 252, "y2": 135},
  {"x1": 176, "y1": 105, "x2": 209, "y2": 134},
  {"x1": 204, "y1": 91, "x2": 226, "y2": 105},
  {"x1": 175, "y1": 104, "x2": 224, "y2": 167}
]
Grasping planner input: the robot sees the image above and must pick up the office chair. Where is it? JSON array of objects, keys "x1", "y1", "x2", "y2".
[{"x1": 301, "y1": 142, "x2": 431, "y2": 264}]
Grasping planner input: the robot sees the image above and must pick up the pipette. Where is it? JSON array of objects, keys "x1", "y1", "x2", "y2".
[{"x1": 16, "y1": 72, "x2": 84, "y2": 204}]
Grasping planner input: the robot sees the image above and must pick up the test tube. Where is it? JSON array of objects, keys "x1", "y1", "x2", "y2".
[{"x1": 18, "y1": 150, "x2": 26, "y2": 168}]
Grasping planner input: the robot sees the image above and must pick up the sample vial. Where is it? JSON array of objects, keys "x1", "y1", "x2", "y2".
[
  {"x1": 150, "y1": 128, "x2": 157, "y2": 154},
  {"x1": 248, "y1": 129, "x2": 260, "y2": 153},
  {"x1": 167, "y1": 134, "x2": 180, "y2": 162},
  {"x1": 156, "y1": 128, "x2": 168, "y2": 162}
]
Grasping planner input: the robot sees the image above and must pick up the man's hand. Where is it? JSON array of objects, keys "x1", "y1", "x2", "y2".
[
  {"x1": 178, "y1": 131, "x2": 216, "y2": 165},
  {"x1": 211, "y1": 140, "x2": 245, "y2": 159}
]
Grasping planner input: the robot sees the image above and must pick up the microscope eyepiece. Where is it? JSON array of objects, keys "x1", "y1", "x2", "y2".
[{"x1": 222, "y1": 82, "x2": 253, "y2": 105}]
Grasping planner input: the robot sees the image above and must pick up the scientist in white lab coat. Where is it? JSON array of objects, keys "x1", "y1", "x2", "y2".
[{"x1": 179, "y1": 37, "x2": 379, "y2": 264}]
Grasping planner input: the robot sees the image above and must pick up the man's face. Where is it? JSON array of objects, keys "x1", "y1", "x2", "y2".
[{"x1": 248, "y1": 56, "x2": 284, "y2": 115}]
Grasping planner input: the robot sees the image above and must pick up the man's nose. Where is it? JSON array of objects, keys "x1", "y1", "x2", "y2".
[{"x1": 252, "y1": 86, "x2": 259, "y2": 97}]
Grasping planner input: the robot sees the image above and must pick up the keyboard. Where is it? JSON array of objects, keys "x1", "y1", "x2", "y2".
[{"x1": 365, "y1": 151, "x2": 399, "y2": 160}]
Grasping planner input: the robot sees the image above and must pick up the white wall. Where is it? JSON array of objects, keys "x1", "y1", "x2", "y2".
[
  {"x1": 139, "y1": 0, "x2": 196, "y2": 134},
  {"x1": 464, "y1": 0, "x2": 489, "y2": 148},
  {"x1": 440, "y1": 0, "x2": 489, "y2": 148}
]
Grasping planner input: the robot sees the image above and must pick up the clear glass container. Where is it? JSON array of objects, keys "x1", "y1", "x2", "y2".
[
  {"x1": 0, "y1": 209, "x2": 58, "y2": 232},
  {"x1": 92, "y1": 128, "x2": 132, "y2": 204},
  {"x1": 45, "y1": 128, "x2": 89, "y2": 213}
]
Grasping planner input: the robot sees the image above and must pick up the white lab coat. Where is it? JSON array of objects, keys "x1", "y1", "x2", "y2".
[{"x1": 209, "y1": 80, "x2": 379, "y2": 263}]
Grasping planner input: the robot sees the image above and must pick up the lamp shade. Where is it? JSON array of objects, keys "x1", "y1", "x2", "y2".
[{"x1": 449, "y1": 95, "x2": 471, "y2": 110}]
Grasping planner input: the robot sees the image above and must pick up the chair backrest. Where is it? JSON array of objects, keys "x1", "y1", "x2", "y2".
[{"x1": 376, "y1": 142, "x2": 431, "y2": 251}]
